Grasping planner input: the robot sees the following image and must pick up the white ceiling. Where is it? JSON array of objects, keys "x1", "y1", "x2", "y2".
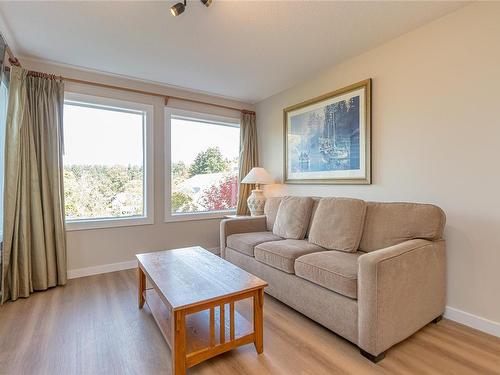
[{"x1": 0, "y1": 1, "x2": 466, "y2": 103}]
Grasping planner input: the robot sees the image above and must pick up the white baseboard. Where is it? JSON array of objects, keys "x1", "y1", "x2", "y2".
[
  {"x1": 67, "y1": 246, "x2": 220, "y2": 279},
  {"x1": 444, "y1": 306, "x2": 500, "y2": 338},
  {"x1": 68, "y1": 260, "x2": 138, "y2": 279}
]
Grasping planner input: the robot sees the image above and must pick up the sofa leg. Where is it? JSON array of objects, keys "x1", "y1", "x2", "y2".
[
  {"x1": 432, "y1": 315, "x2": 443, "y2": 324},
  {"x1": 360, "y1": 349, "x2": 386, "y2": 363}
]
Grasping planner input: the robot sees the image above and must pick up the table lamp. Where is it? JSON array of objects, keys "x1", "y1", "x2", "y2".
[{"x1": 241, "y1": 167, "x2": 274, "y2": 216}]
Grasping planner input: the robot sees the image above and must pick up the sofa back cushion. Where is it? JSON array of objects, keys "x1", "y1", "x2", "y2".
[
  {"x1": 308, "y1": 197, "x2": 367, "y2": 252},
  {"x1": 305, "y1": 197, "x2": 321, "y2": 238},
  {"x1": 359, "y1": 202, "x2": 446, "y2": 252},
  {"x1": 273, "y1": 196, "x2": 314, "y2": 239},
  {"x1": 265, "y1": 196, "x2": 320, "y2": 235},
  {"x1": 264, "y1": 197, "x2": 282, "y2": 231}
]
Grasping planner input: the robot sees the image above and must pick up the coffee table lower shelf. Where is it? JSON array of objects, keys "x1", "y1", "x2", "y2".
[{"x1": 143, "y1": 287, "x2": 259, "y2": 371}]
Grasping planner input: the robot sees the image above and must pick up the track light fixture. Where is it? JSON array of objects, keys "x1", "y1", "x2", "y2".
[
  {"x1": 170, "y1": 0, "x2": 186, "y2": 16},
  {"x1": 170, "y1": 0, "x2": 212, "y2": 17}
]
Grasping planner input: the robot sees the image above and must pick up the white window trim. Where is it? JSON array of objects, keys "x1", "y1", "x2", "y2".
[
  {"x1": 165, "y1": 107, "x2": 240, "y2": 223},
  {"x1": 64, "y1": 92, "x2": 154, "y2": 231}
]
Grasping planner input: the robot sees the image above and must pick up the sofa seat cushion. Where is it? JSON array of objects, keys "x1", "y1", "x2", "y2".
[
  {"x1": 226, "y1": 232, "x2": 282, "y2": 257},
  {"x1": 254, "y1": 240, "x2": 324, "y2": 273},
  {"x1": 295, "y1": 251, "x2": 362, "y2": 299}
]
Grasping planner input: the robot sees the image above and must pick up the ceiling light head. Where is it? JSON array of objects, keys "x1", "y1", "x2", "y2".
[
  {"x1": 170, "y1": 1, "x2": 186, "y2": 16},
  {"x1": 201, "y1": 0, "x2": 212, "y2": 7}
]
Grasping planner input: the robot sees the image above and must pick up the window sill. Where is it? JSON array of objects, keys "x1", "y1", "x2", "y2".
[
  {"x1": 66, "y1": 216, "x2": 154, "y2": 231},
  {"x1": 164, "y1": 211, "x2": 236, "y2": 223}
]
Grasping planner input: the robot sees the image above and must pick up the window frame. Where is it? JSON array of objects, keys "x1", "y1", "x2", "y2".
[
  {"x1": 63, "y1": 92, "x2": 154, "y2": 231},
  {"x1": 165, "y1": 107, "x2": 241, "y2": 222}
]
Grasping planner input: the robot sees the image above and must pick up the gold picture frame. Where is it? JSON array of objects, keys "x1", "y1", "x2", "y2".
[{"x1": 283, "y1": 79, "x2": 371, "y2": 184}]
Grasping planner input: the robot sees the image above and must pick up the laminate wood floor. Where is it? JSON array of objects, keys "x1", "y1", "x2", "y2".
[{"x1": 0, "y1": 269, "x2": 499, "y2": 375}]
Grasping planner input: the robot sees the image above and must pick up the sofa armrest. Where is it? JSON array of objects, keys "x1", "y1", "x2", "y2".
[
  {"x1": 220, "y1": 216, "x2": 267, "y2": 258},
  {"x1": 357, "y1": 239, "x2": 446, "y2": 356}
]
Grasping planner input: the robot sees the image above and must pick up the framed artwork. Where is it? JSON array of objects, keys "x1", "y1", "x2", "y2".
[{"x1": 283, "y1": 79, "x2": 371, "y2": 184}]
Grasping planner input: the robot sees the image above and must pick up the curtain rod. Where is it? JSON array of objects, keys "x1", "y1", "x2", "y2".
[
  {"x1": 4, "y1": 56, "x2": 255, "y2": 115},
  {"x1": 6, "y1": 46, "x2": 21, "y2": 67},
  {"x1": 63, "y1": 77, "x2": 255, "y2": 115}
]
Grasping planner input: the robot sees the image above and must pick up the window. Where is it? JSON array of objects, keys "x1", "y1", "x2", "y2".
[
  {"x1": 166, "y1": 109, "x2": 240, "y2": 221},
  {"x1": 63, "y1": 93, "x2": 153, "y2": 230}
]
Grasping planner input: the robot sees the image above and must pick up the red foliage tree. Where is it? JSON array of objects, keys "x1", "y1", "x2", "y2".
[{"x1": 199, "y1": 175, "x2": 238, "y2": 211}]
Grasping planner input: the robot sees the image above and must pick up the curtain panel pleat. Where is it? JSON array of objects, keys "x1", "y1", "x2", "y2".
[
  {"x1": 1, "y1": 66, "x2": 67, "y2": 304},
  {"x1": 236, "y1": 112, "x2": 258, "y2": 216}
]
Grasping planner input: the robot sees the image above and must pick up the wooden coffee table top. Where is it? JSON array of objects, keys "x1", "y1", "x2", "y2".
[{"x1": 136, "y1": 246, "x2": 267, "y2": 311}]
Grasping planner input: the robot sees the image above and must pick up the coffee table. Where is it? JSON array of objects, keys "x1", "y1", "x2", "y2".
[{"x1": 136, "y1": 246, "x2": 268, "y2": 375}]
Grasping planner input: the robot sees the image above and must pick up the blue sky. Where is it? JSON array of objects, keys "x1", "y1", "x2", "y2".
[
  {"x1": 63, "y1": 104, "x2": 240, "y2": 167},
  {"x1": 171, "y1": 118, "x2": 240, "y2": 164},
  {"x1": 63, "y1": 104, "x2": 144, "y2": 166}
]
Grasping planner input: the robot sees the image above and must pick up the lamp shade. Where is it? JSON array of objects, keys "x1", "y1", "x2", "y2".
[{"x1": 241, "y1": 167, "x2": 274, "y2": 184}]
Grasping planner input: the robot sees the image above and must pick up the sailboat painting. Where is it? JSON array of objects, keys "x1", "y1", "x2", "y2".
[{"x1": 283, "y1": 80, "x2": 371, "y2": 184}]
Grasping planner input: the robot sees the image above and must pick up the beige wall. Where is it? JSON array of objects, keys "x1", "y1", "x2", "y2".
[
  {"x1": 256, "y1": 2, "x2": 500, "y2": 324},
  {"x1": 22, "y1": 57, "x2": 254, "y2": 272}
]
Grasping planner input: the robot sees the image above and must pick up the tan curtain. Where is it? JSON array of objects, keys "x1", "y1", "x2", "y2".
[
  {"x1": 236, "y1": 112, "x2": 258, "y2": 215},
  {"x1": 1, "y1": 67, "x2": 67, "y2": 303}
]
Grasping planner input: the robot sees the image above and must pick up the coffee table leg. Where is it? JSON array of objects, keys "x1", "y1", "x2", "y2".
[
  {"x1": 173, "y1": 310, "x2": 186, "y2": 375},
  {"x1": 138, "y1": 267, "x2": 146, "y2": 309},
  {"x1": 253, "y1": 288, "x2": 264, "y2": 354}
]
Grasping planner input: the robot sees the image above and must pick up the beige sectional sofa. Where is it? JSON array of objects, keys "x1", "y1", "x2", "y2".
[{"x1": 220, "y1": 196, "x2": 446, "y2": 362}]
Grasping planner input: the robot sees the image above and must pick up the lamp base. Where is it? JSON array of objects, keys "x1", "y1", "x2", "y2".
[{"x1": 247, "y1": 189, "x2": 266, "y2": 216}]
